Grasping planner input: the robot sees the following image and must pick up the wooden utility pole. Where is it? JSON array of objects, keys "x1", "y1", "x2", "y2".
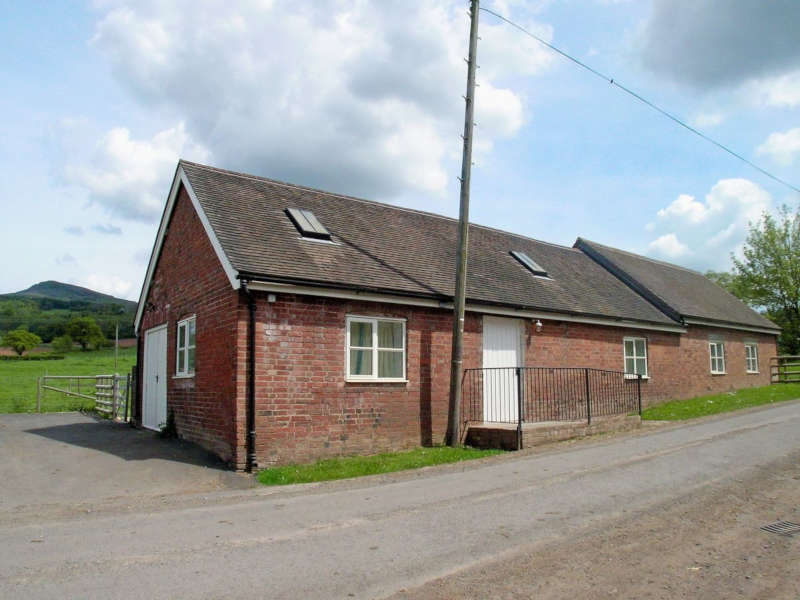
[{"x1": 446, "y1": 0, "x2": 480, "y2": 446}]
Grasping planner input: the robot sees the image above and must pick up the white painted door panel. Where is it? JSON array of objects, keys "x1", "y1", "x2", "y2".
[
  {"x1": 143, "y1": 325, "x2": 167, "y2": 431},
  {"x1": 482, "y1": 316, "x2": 523, "y2": 422}
]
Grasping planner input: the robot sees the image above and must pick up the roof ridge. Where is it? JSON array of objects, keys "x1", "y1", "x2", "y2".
[
  {"x1": 180, "y1": 159, "x2": 582, "y2": 254},
  {"x1": 577, "y1": 237, "x2": 705, "y2": 275}
]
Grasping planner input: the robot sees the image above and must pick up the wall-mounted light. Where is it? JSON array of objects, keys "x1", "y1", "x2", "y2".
[
  {"x1": 267, "y1": 294, "x2": 277, "y2": 303},
  {"x1": 534, "y1": 319, "x2": 543, "y2": 333}
]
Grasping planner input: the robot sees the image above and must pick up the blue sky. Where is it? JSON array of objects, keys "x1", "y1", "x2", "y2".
[{"x1": 2, "y1": 0, "x2": 799, "y2": 300}]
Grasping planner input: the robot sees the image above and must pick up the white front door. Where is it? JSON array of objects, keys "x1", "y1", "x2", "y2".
[
  {"x1": 482, "y1": 316, "x2": 523, "y2": 422},
  {"x1": 142, "y1": 325, "x2": 167, "y2": 431}
]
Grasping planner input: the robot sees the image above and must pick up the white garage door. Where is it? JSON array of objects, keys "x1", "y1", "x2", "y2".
[
  {"x1": 482, "y1": 316, "x2": 523, "y2": 422},
  {"x1": 142, "y1": 324, "x2": 167, "y2": 431}
]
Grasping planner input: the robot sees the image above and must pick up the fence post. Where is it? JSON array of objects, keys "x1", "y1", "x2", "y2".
[
  {"x1": 37, "y1": 377, "x2": 42, "y2": 413},
  {"x1": 112, "y1": 374, "x2": 119, "y2": 420},
  {"x1": 637, "y1": 373, "x2": 642, "y2": 416},
  {"x1": 585, "y1": 368, "x2": 591, "y2": 425},
  {"x1": 516, "y1": 367, "x2": 523, "y2": 451}
]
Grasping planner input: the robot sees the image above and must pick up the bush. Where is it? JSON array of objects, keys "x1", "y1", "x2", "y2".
[
  {"x1": 0, "y1": 353, "x2": 65, "y2": 361},
  {"x1": 52, "y1": 334, "x2": 75, "y2": 354}
]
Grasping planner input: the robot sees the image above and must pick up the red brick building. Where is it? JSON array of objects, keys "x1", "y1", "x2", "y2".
[{"x1": 134, "y1": 161, "x2": 779, "y2": 470}]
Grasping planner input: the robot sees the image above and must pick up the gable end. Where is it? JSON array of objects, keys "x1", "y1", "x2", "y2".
[{"x1": 134, "y1": 164, "x2": 240, "y2": 335}]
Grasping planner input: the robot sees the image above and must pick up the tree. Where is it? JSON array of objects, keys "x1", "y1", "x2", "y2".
[
  {"x1": 2, "y1": 328, "x2": 42, "y2": 356},
  {"x1": 732, "y1": 206, "x2": 800, "y2": 355},
  {"x1": 65, "y1": 317, "x2": 105, "y2": 350},
  {"x1": 704, "y1": 270, "x2": 742, "y2": 296},
  {"x1": 52, "y1": 334, "x2": 74, "y2": 354}
]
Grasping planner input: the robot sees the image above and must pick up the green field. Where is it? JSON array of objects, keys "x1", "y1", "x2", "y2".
[
  {"x1": 642, "y1": 383, "x2": 800, "y2": 421},
  {"x1": 0, "y1": 347, "x2": 137, "y2": 413}
]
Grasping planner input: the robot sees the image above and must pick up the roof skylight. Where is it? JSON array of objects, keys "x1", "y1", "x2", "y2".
[
  {"x1": 510, "y1": 251, "x2": 548, "y2": 277},
  {"x1": 286, "y1": 208, "x2": 331, "y2": 240}
]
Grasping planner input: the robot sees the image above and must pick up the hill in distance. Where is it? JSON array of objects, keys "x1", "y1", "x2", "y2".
[
  {"x1": 0, "y1": 281, "x2": 138, "y2": 342},
  {"x1": 11, "y1": 281, "x2": 137, "y2": 309}
]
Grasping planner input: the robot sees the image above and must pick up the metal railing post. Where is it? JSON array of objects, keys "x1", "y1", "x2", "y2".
[
  {"x1": 516, "y1": 367, "x2": 523, "y2": 450},
  {"x1": 37, "y1": 377, "x2": 42, "y2": 413},
  {"x1": 585, "y1": 368, "x2": 591, "y2": 425},
  {"x1": 637, "y1": 373, "x2": 642, "y2": 416}
]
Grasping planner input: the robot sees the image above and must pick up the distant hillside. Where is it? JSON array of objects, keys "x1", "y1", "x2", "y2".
[
  {"x1": 12, "y1": 281, "x2": 137, "y2": 309},
  {"x1": 0, "y1": 281, "x2": 137, "y2": 342}
]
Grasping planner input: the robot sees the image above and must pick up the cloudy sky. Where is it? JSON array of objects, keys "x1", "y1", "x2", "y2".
[{"x1": 2, "y1": 0, "x2": 799, "y2": 300}]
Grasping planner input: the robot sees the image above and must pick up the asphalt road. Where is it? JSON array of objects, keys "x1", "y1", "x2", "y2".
[{"x1": 2, "y1": 401, "x2": 799, "y2": 600}]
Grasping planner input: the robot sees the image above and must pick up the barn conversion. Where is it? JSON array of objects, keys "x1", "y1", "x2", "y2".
[{"x1": 134, "y1": 161, "x2": 779, "y2": 469}]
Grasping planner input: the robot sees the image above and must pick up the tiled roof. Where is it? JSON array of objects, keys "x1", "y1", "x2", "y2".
[
  {"x1": 576, "y1": 238, "x2": 779, "y2": 331},
  {"x1": 178, "y1": 161, "x2": 684, "y2": 327}
]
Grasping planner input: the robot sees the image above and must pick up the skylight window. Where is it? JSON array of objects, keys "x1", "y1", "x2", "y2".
[
  {"x1": 510, "y1": 251, "x2": 548, "y2": 277},
  {"x1": 286, "y1": 208, "x2": 331, "y2": 240}
]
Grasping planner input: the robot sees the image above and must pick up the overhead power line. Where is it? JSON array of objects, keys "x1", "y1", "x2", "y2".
[{"x1": 480, "y1": 6, "x2": 800, "y2": 195}]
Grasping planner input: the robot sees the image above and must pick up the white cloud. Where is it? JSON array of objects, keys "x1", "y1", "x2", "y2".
[
  {"x1": 88, "y1": 1, "x2": 554, "y2": 204},
  {"x1": 690, "y1": 112, "x2": 725, "y2": 128},
  {"x1": 64, "y1": 122, "x2": 210, "y2": 221},
  {"x1": 55, "y1": 253, "x2": 77, "y2": 265},
  {"x1": 756, "y1": 127, "x2": 800, "y2": 166},
  {"x1": 645, "y1": 178, "x2": 772, "y2": 270},
  {"x1": 647, "y1": 234, "x2": 689, "y2": 259},
  {"x1": 746, "y1": 70, "x2": 800, "y2": 108},
  {"x1": 82, "y1": 274, "x2": 134, "y2": 300}
]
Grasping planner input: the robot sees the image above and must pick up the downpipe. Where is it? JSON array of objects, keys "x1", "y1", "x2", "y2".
[{"x1": 241, "y1": 279, "x2": 257, "y2": 473}]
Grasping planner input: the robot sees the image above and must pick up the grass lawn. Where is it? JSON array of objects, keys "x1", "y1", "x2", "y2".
[
  {"x1": 0, "y1": 347, "x2": 137, "y2": 413},
  {"x1": 258, "y1": 446, "x2": 503, "y2": 485},
  {"x1": 642, "y1": 383, "x2": 800, "y2": 421}
]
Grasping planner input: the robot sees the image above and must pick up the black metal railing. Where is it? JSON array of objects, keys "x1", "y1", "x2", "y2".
[{"x1": 462, "y1": 366, "x2": 642, "y2": 447}]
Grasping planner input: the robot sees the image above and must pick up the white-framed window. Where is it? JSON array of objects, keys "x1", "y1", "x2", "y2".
[
  {"x1": 623, "y1": 337, "x2": 648, "y2": 378},
  {"x1": 176, "y1": 316, "x2": 196, "y2": 377},
  {"x1": 346, "y1": 316, "x2": 406, "y2": 382},
  {"x1": 745, "y1": 343, "x2": 759, "y2": 373},
  {"x1": 709, "y1": 340, "x2": 725, "y2": 374}
]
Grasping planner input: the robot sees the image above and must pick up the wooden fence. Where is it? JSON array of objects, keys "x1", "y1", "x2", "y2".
[
  {"x1": 37, "y1": 373, "x2": 132, "y2": 421},
  {"x1": 770, "y1": 355, "x2": 800, "y2": 384}
]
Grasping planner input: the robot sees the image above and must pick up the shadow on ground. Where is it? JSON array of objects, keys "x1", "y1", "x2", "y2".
[{"x1": 24, "y1": 415, "x2": 229, "y2": 470}]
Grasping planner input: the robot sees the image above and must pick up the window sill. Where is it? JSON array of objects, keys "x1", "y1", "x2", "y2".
[
  {"x1": 746, "y1": 371, "x2": 760, "y2": 375},
  {"x1": 710, "y1": 372, "x2": 727, "y2": 376},
  {"x1": 624, "y1": 375, "x2": 650, "y2": 380},
  {"x1": 345, "y1": 378, "x2": 408, "y2": 384},
  {"x1": 173, "y1": 373, "x2": 195, "y2": 379}
]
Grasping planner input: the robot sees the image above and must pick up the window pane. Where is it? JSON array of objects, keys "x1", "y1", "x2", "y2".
[
  {"x1": 178, "y1": 324, "x2": 186, "y2": 349},
  {"x1": 188, "y1": 320, "x2": 196, "y2": 347},
  {"x1": 349, "y1": 349, "x2": 373, "y2": 375},
  {"x1": 177, "y1": 349, "x2": 185, "y2": 373},
  {"x1": 625, "y1": 358, "x2": 635, "y2": 374},
  {"x1": 188, "y1": 347, "x2": 195, "y2": 373},
  {"x1": 378, "y1": 350, "x2": 403, "y2": 378},
  {"x1": 378, "y1": 321, "x2": 403, "y2": 349},
  {"x1": 624, "y1": 340, "x2": 634, "y2": 357},
  {"x1": 636, "y1": 358, "x2": 647, "y2": 376},
  {"x1": 350, "y1": 322, "x2": 372, "y2": 347},
  {"x1": 634, "y1": 339, "x2": 645, "y2": 356}
]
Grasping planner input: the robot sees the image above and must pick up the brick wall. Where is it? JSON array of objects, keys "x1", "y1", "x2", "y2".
[
  {"x1": 249, "y1": 293, "x2": 481, "y2": 466},
  {"x1": 521, "y1": 318, "x2": 776, "y2": 406},
  {"x1": 137, "y1": 185, "x2": 241, "y2": 464}
]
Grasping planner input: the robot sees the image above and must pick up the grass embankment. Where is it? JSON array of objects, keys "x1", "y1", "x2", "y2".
[
  {"x1": 0, "y1": 346, "x2": 137, "y2": 413},
  {"x1": 642, "y1": 383, "x2": 800, "y2": 421},
  {"x1": 258, "y1": 446, "x2": 503, "y2": 485}
]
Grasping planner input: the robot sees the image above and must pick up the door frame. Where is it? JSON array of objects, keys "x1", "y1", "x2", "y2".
[{"x1": 142, "y1": 323, "x2": 168, "y2": 431}]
